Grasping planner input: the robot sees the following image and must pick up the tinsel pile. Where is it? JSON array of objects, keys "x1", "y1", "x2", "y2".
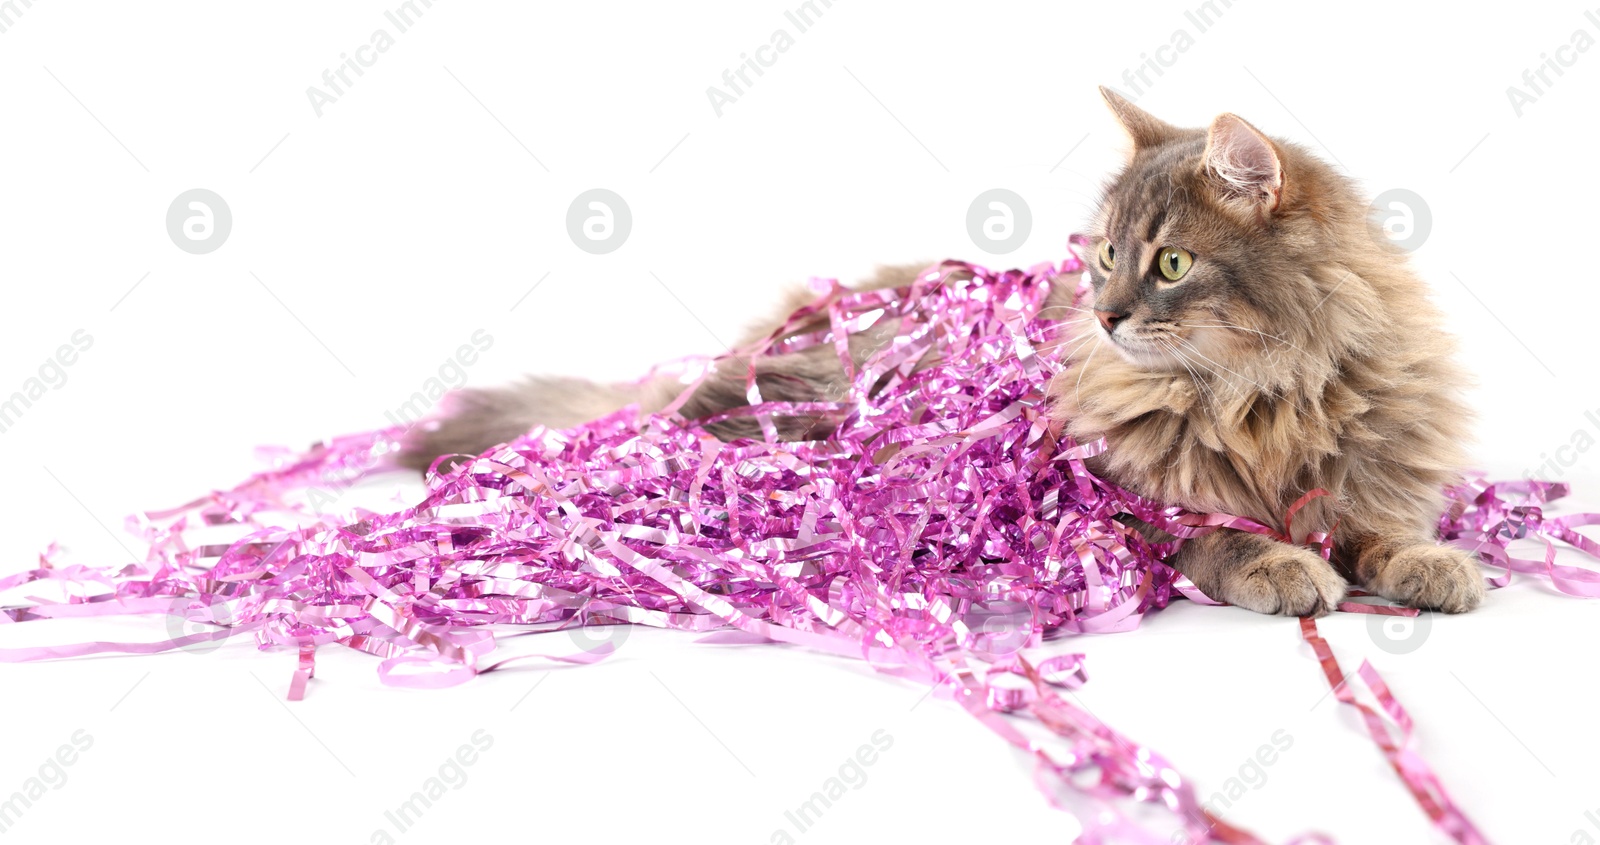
[{"x1": 4, "y1": 255, "x2": 1593, "y2": 844}]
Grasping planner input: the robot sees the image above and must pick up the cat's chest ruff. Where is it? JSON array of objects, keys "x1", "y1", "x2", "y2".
[{"x1": 1081, "y1": 368, "x2": 1335, "y2": 515}]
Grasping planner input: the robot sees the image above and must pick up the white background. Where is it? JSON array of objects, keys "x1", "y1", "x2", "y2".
[{"x1": 2, "y1": 1, "x2": 1599, "y2": 843}]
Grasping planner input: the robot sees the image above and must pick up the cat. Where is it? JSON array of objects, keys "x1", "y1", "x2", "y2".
[{"x1": 400, "y1": 87, "x2": 1483, "y2": 618}]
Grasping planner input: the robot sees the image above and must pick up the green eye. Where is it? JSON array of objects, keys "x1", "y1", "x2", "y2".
[
  {"x1": 1157, "y1": 246, "x2": 1193, "y2": 281},
  {"x1": 1098, "y1": 240, "x2": 1116, "y2": 270}
]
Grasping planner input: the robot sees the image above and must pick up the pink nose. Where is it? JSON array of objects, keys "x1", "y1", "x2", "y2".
[{"x1": 1095, "y1": 309, "x2": 1128, "y2": 332}]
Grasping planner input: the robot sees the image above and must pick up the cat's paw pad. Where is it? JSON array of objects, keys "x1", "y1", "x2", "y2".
[
  {"x1": 1367, "y1": 545, "x2": 1484, "y2": 614},
  {"x1": 1224, "y1": 547, "x2": 1347, "y2": 617}
]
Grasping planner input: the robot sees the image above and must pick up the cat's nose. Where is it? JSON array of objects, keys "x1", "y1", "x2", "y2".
[{"x1": 1094, "y1": 309, "x2": 1129, "y2": 333}]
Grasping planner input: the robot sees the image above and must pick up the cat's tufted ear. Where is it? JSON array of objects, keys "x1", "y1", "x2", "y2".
[
  {"x1": 1202, "y1": 113, "x2": 1284, "y2": 214},
  {"x1": 1099, "y1": 86, "x2": 1181, "y2": 150}
]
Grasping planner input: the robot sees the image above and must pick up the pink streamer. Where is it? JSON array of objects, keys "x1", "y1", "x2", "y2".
[
  {"x1": 2, "y1": 252, "x2": 1595, "y2": 844},
  {"x1": 1299, "y1": 617, "x2": 1490, "y2": 844}
]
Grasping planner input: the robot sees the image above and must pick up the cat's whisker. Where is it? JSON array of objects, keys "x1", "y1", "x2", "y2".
[
  {"x1": 1060, "y1": 336, "x2": 1097, "y2": 366},
  {"x1": 1036, "y1": 304, "x2": 1098, "y2": 319},
  {"x1": 1074, "y1": 337, "x2": 1101, "y2": 407},
  {"x1": 1168, "y1": 336, "x2": 1252, "y2": 409},
  {"x1": 1173, "y1": 335, "x2": 1315, "y2": 420},
  {"x1": 1024, "y1": 319, "x2": 1090, "y2": 350},
  {"x1": 1184, "y1": 321, "x2": 1283, "y2": 339},
  {"x1": 1164, "y1": 334, "x2": 1248, "y2": 409},
  {"x1": 1181, "y1": 322, "x2": 1306, "y2": 355},
  {"x1": 1160, "y1": 339, "x2": 1218, "y2": 407},
  {"x1": 1056, "y1": 321, "x2": 1096, "y2": 339},
  {"x1": 1169, "y1": 347, "x2": 1213, "y2": 405}
]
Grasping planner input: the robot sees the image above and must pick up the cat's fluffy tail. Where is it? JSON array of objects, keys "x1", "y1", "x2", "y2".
[
  {"x1": 397, "y1": 263, "x2": 939, "y2": 472},
  {"x1": 395, "y1": 376, "x2": 664, "y2": 471}
]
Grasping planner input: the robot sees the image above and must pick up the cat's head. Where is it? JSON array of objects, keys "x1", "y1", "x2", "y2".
[{"x1": 1071, "y1": 87, "x2": 1383, "y2": 383}]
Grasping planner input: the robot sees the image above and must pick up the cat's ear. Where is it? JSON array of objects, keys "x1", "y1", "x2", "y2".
[
  {"x1": 1099, "y1": 86, "x2": 1180, "y2": 150},
  {"x1": 1202, "y1": 114, "x2": 1284, "y2": 213}
]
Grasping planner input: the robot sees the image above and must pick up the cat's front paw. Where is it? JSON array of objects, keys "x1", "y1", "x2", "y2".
[
  {"x1": 1364, "y1": 544, "x2": 1484, "y2": 613},
  {"x1": 1221, "y1": 545, "x2": 1347, "y2": 617}
]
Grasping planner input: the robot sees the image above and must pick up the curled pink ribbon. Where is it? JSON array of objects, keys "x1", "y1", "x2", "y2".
[{"x1": 1, "y1": 253, "x2": 1593, "y2": 843}]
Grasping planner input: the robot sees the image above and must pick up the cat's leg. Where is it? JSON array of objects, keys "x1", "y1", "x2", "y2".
[
  {"x1": 1170, "y1": 529, "x2": 1348, "y2": 616},
  {"x1": 1344, "y1": 533, "x2": 1484, "y2": 613}
]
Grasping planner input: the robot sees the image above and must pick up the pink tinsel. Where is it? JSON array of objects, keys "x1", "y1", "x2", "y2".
[{"x1": 2, "y1": 254, "x2": 1595, "y2": 844}]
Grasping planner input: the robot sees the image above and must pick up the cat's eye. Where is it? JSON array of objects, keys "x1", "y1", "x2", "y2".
[
  {"x1": 1157, "y1": 246, "x2": 1193, "y2": 282},
  {"x1": 1098, "y1": 240, "x2": 1116, "y2": 270}
]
